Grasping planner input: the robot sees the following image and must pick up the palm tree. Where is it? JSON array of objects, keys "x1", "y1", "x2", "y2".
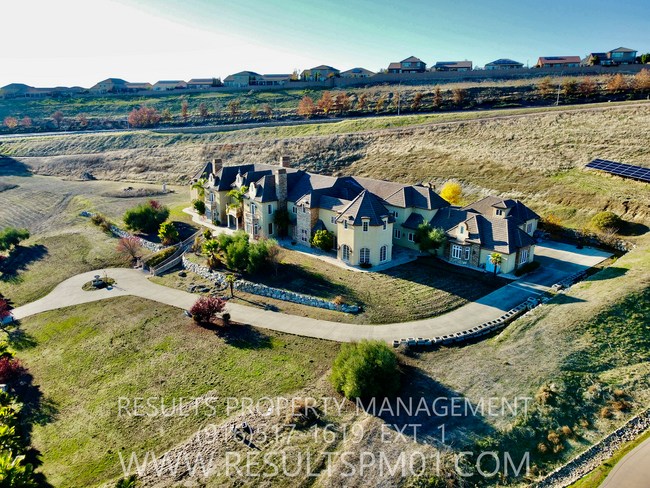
[
  {"x1": 192, "y1": 178, "x2": 206, "y2": 199},
  {"x1": 226, "y1": 274, "x2": 236, "y2": 297},
  {"x1": 489, "y1": 253, "x2": 502, "y2": 278},
  {"x1": 227, "y1": 186, "x2": 248, "y2": 229},
  {"x1": 202, "y1": 239, "x2": 221, "y2": 269}
]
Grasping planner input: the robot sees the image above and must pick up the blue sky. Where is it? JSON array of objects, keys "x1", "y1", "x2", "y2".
[{"x1": 2, "y1": 0, "x2": 648, "y2": 87}]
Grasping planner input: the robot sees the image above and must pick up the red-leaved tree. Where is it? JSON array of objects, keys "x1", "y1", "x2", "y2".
[
  {"x1": 128, "y1": 106, "x2": 161, "y2": 128},
  {"x1": 3, "y1": 117, "x2": 18, "y2": 129},
  {"x1": 116, "y1": 237, "x2": 141, "y2": 263},
  {"x1": 0, "y1": 357, "x2": 26, "y2": 383},
  {"x1": 189, "y1": 296, "x2": 226, "y2": 324},
  {"x1": 149, "y1": 199, "x2": 162, "y2": 210},
  {"x1": 0, "y1": 298, "x2": 11, "y2": 321}
]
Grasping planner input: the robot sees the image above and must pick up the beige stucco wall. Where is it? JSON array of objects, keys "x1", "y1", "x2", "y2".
[
  {"x1": 385, "y1": 205, "x2": 439, "y2": 251},
  {"x1": 336, "y1": 220, "x2": 393, "y2": 266}
]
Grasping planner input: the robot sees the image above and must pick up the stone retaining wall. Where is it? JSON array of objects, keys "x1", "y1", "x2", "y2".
[
  {"x1": 533, "y1": 408, "x2": 650, "y2": 487},
  {"x1": 181, "y1": 256, "x2": 359, "y2": 313},
  {"x1": 80, "y1": 211, "x2": 167, "y2": 252}
]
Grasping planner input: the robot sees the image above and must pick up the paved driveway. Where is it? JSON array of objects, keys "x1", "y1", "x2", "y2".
[
  {"x1": 600, "y1": 435, "x2": 650, "y2": 488},
  {"x1": 8, "y1": 241, "x2": 612, "y2": 343}
]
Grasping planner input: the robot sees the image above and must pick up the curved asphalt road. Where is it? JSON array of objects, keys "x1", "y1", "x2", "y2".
[
  {"x1": 600, "y1": 434, "x2": 650, "y2": 488},
  {"x1": 7, "y1": 241, "x2": 610, "y2": 343}
]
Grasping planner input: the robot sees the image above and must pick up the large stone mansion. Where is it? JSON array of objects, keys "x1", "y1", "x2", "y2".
[{"x1": 190, "y1": 156, "x2": 539, "y2": 274}]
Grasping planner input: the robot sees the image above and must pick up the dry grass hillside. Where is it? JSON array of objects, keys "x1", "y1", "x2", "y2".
[{"x1": 3, "y1": 103, "x2": 650, "y2": 224}]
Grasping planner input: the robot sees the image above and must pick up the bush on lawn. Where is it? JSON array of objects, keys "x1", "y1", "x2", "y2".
[
  {"x1": 0, "y1": 357, "x2": 26, "y2": 384},
  {"x1": 144, "y1": 246, "x2": 177, "y2": 268},
  {"x1": 0, "y1": 227, "x2": 30, "y2": 251},
  {"x1": 123, "y1": 200, "x2": 170, "y2": 233},
  {"x1": 190, "y1": 296, "x2": 227, "y2": 324},
  {"x1": 193, "y1": 199, "x2": 206, "y2": 215},
  {"x1": 158, "y1": 222, "x2": 179, "y2": 245},
  {"x1": 329, "y1": 340, "x2": 400, "y2": 399},
  {"x1": 591, "y1": 211, "x2": 622, "y2": 231},
  {"x1": 514, "y1": 260, "x2": 541, "y2": 277},
  {"x1": 226, "y1": 234, "x2": 250, "y2": 270},
  {"x1": 359, "y1": 262, "x2": 372, "y2": 269}
]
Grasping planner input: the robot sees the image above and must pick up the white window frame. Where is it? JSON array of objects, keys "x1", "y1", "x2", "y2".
[
  {"x1": 383, "y1": 219, "x2": 387, "y2": 231},
  {"x1": 302, "y1": 205, "x2": 306, "y2": 214},
  {"x1": 330, "y1": 216, "x2": 336, "y2": 224},
  {"x1": 301, "y1": 229, "x2": 308, "y2": 242},
  {"x1": 250, "y1": 203, "x2": 256, "y2": 215},
  {"x1": 341, "y1": 245, "x2": 350, "y2": 262},
  {"x1": 359, "y1": 247, "x2": 370, "y2": 264},
  {"x1": 451, "y1": 244, "x2": 462, "y2": 259},
  {"x1": 459, "y1": 225, "x2": 464, "y2": 235},
  {"x1": 268, "y1": 222, "x2": 273, "y2": 235},
  {"x1": 390, "y1": 210, "x2": 399, "y2": 218},
  {"x1": 362, "y1": 221, "x2": 369, "y2": 233},
  {"x1": 268, "y1": 204, "x2": 273, "y2": 215},
  {"x1": 344, "y1": 220, "x2": 348, "y2": 230},
  {"x1": 210, "y1": 193, "x2": 214, "y2": 202},
  {"x1": 495, "y1": 209, "x2": 504, "y2": 216},
  {"x1": 464, "y1": 247, "x2": 471, "y2": 261},
  {"x1": 520, "y1": 248, "x2": 529, "y2": 265},
  {"x1": 380, "y1": 245, "x2": 387, "y2": 262},
  {"x1": 408, "y1": 232, "x2": 415, "y2": 242},
  {"x1": 394, "y1": 229, "x2": 401, "y2": 239},
  {"x1": 526, "y1": 222, "x2": 533, "y2": 233},
  {"x1": 292, "y1": 206, "x2": 297, "y2": 214}
]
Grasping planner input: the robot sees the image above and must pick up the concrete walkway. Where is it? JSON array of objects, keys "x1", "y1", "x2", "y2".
[
  {"x1": 600, "y1": 434, "x2": 650, "y2": 488},
  {"x1": 8, "y1": 241, "x2": 611, "y2": 343}
]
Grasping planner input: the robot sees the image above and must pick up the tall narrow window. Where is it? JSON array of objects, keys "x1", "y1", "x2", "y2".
[
  {"x1": 360, "y1": 248, "x2": 370, "y2": 264},
  {"x1": 362, "y1": 221, "x2": 369, "y2": 232},
  {"x1": 268, "y1": 204, "x2": 273, "y2": 215},
  {"x1": 341, "y1": 245, "x2": 350, "y2": 262},
  {"x1": 380, "y1": 245, "x2": 387, "y2": 262},
  {"x1": 452, "y1": 245, "x2": 462, "y2": 259},
  {"x1": 464, "y1": 247, "x2": 470, "y2": 261}
]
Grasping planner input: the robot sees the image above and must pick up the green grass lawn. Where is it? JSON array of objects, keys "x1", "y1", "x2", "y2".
[{"x1": 11, "y1": 297, "x2": 339, "y2": 487}]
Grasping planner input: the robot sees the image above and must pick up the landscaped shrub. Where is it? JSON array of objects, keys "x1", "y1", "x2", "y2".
[
  {"x1": 514, "y1": 260, "x2": 541, "y2": 277},
  {"x1": 225, "y1": 234, "x2": 249, "y2": 270},
  {"x1": 158, "y1": 222, "x2": 179, "y2": 245},
  {"x1": 539, "y1": 214, "x2": 563, "y2": 233},
  {"x1": 591, "y1": 211, "x2": 622, "y2": 231},
  {"x1": 123, "y1": 200, "x2": 170, "y2": 233},
  {"x1": 0, "y1": 227, "x2": 30, "y2": 252},
  {"x1": 415, "y1": 223, "x2": 447, "y2": 253},
  {"x1": 193, "y1": 199, "x2": 205, "y2": 215},
  {"x1": 247, "y1": 239, "x2": 271, "y2": 274},
  {"x1": 189, "y1": 296, "x2": 226, "y2": 324},
  {"x1": 329, "y1": 340, "x2": 400, "y2": 399},
  {"x1": 116, "y1": 237, "x2": 141, "y2": 263},
  {"x1": 310, "y1": 230, "x2": 334, "y2": 252},
  {"x1": 359, "y1": 262, "x2": 372, "y2": 269},
  {"x1": 0, "y1": 357, "x2": 26, "y2": 383},
  {"x1": 144, "y1": 247, "x2": 177, "y2": 268}
]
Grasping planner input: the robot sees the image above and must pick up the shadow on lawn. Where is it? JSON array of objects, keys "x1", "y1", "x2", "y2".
[
  {"x1": 256, "y1": 261, "x2": 349, "y2": 300},
  {"x1": 0, "y1": 244, "x2": 48, "y2": 283},
  {"x1": 0, "y1": 157, "x2": 33, "y2": 177},
  {"x1": 221, "y1": 325, "x2": 273, "y2": 350},
  {"x1": 14, "y1": 371, "x2": 58, "y2": 488}
]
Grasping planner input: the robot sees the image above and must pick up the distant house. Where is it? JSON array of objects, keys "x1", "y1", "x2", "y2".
[
  {"x1": 301, "y1": 65, "x2": 340, "y2": 82},
  {"x1": 584, "y1": 47, "x2": 638, "y2": 66},
  {"x1": 255, "y1": 74, "x2": 292, "y2": 86},
  {"x1": 187, "y1": 79, "x2": 214, "y2": 89},
  {"x1": 340, "y1": 67, "x2": 375, "y2": 78},
  {"x1": 153, "y1": 80, "x2": 187, "y2": 91},
  {"x1": 534, "y1": 56, "x2": 581, "y2": 68},
  {"x1": 431, "y1": 61, "x2": 472, "y2": 71},
  {"x1": 125, "y1": 82, "x2": 152, "y2": 92},
  {"x1": 223, "y1": 71, "x2": 261, "y2": 87},
  {"x1": 484, "y1": 59, "x2": 524, "y2": 70},
  {"x1": 90, "y1": 78, "x2": 129, "y2": 94},
  {"x1": 387, "y1": 56, "x2": 427, "y2": 73},
  {"x1": 2, "y1": 83, "x2": 84, "y2": 98}
]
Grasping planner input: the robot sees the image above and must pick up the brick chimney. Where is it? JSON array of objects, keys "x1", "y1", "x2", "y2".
[
  {"x1": 274, "y1": 168, "x2": 288, "y2": 211},
  {"x1": 280, "y1": 155, "x2": 291, "y2": 168},
  {"x1": 212, "y1": 158, "x2": 222, "y2": 173}
]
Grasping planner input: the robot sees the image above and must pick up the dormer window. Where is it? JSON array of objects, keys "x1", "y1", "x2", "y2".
[
  {"x1": 344, "y1": 220, "x2": 348, "y2": 230},
  {"x1": 249, "y1": 182, "x2": 255, "y2": 195},
  {"x1": 302, "y1": 205, "x2": 306, "y2": 214},
  {"x1": 459, "y1": 225, "x2": 464, "y2": 234},
  {"x1": 362, "y1": 221, "x2": 369, "y2": 232},
  {"x1": 495, "y1": 209, "x2": 504, "y2": 217},
  {"x1": 383, "y1": 218, "x2": 387, "y2": 231}
]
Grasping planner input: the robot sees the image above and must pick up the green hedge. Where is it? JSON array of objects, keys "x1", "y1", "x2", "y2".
[
  {"x1": 514, "y1": 260, "x2": 541, "y2": 277},
  {"x1": 144, "y1": 246, "x2": 177, "y2": 268}
]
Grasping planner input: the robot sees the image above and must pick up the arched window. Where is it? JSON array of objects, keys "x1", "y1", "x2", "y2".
[
  {"x1": 380, "y1": 245, "x2": 387, "y2": 262},
  {"x1": 341, "y1": 245, "x2": 350, "y2": 262},
  {"x1": 360, "y1": 247, "x2": 370, "y2": 264}
]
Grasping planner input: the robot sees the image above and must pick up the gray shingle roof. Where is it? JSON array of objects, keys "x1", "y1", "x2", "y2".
[
  {"x1": 447, "y1": 214, "x2": 536, "y2": 254},
  {"x1": 336, "y1": 190, "x2": 394, "y2": 226},
  {"x1": 462, "y1": 196, "x2": 540, "y2": 223},
  {"x1": 402, "y1": 212, "x2": 426, "y2": 230}
]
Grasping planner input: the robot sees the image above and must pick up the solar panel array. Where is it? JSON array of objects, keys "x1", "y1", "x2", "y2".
[{"x1": 586, "y1": 159, "x2": 650, "y2": 183}]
